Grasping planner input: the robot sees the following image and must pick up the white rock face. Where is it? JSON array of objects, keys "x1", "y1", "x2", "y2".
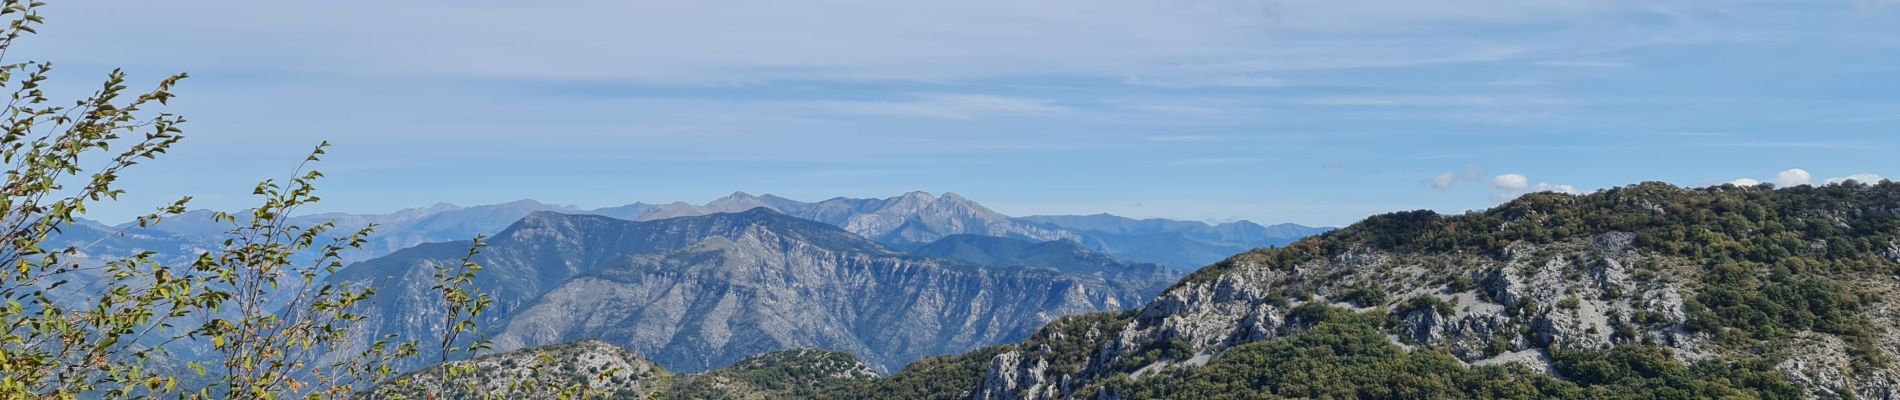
[
  {"x1": 1774, "y1": 333, "x2": 1899, "y2": 399},
  {"x1": 975, "y1": 230, "x2": 1898, "y2": 399},
  {"x1": 1472, "y1": 349, "x2": 1553, "y2": 373},
  {"x1": 368, "y1": 340, "x2": 667, "y2": 399},
  {"x1": 979, "y1": 350, "x2": 1059, "y2": 400},
  {"x1": 1394, "y1": 292, "x2": 1516, "y2": 360}
]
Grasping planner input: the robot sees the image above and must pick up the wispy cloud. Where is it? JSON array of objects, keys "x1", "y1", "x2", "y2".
[
  {"x1": 1431, "y1": 166, "x2": 1487, "y2": 190},
  {"x1": 25, "y1": 0, "x2": 1896, "y2": 226},
  {"x1": 796, "y1": 94, "x2": 1067, "y2": 120},
  {"x1": 809, "y1": 168, "x2": 939, "y2": 177},
  {"x1": 1153, "y1": 158, "x2": 1264, "y2": 166},
  {"x1": 1486, "y1": 78, "x2": 1545, "y2": 87},
  {"x1": 1700, "y1": 141, "x2": 1875, "y2": 150},
  {"x1": 1147, "y1": 135, "x2": 1227, "y2": 143},
  {"x1": 29, "y1": 0, "x2": 1755, "y2": 84},
  {"x1": 1531, "y1": 60, "x2": 1633, "y2": 68},
  {"x1": 1298, "y1": 96, "x2": 1565, "y2": 108},
  {"x1": 1124, "y1": 74, "x2": 1285, "y2": 89}
]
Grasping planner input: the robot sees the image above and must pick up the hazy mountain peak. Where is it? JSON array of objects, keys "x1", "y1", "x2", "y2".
[
  {"x1": 933, "y1": 192, "x2": 990, "y2": 211},
  {"x1": 1038, "y1": 236, "x2": 1087, "y2": 251},
  {"x1": 516, "y1": 209, "x2": 572, "y2": 222},
  {"x1": 500, "y1": 210, "x2": 587, "y2": 234},
  {"x1": 894, "y1": 191, "x2": 936, "y2": 204},
  {"x1": 581, "y1": 202, "x2": 657, "y2": 221},
  {"x1": 908, "y1": 234, "x2": 1175, "y2": 279},
  {"x1": 485, "y1": 191, "x2": 1328, "y2": 268},
  {"x1": 727, "y1": 206, "x2": 784, "y2": 219},
  {"x1": 387, "y1": 202, "x2": 463, "y2": 216},
  {"x1": 706, "y1": 192, "x2": 776, "y2": 209},
  {"x1": 720, "y1": 191, "x2": 758, "y2": 201},
  {"x1": 496, "y1": 199, "x2": 555, "y2": 208}
]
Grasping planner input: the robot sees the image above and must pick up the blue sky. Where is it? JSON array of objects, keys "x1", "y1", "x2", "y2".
[{"x1": 18, "y1": 0, "x2": 1898, "y2": 226}]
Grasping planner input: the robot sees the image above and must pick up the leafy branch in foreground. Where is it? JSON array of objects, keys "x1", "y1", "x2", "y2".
[{"x1": 0, "y1": 1, "x2": 497, "y2": 399}]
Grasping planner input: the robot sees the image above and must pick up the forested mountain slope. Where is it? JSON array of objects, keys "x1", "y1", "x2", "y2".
[{"x1": 847, "y1": 181, "x2": 1899, "y2": 399}]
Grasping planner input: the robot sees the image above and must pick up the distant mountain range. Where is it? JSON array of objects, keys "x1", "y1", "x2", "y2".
[
  {"x1": 633, "y1": 192, "x2": 1330, "y2": 269},
  {"x1": 326, "y1": 208, "x2": 1178, "y2": 373},
  {"x1": 69, "y1": 192, "x2": 1329, "y2": 270},
  {"x1": 869, "y1": 182, "x2": 1900, "y2": 399},
  {"x1": 1017, "y1": 213, "x2": 1329, "y2": 246},
  {"x1": 373, "y1": 181, "x2": 1900, "y2": 399},
  {"x1": 904, "y1": 234, "x2": 1174, "y2": 278},
  {"x1": 107, "y1": 200, "x2": 582, "y2": 262},
  {"x1": 45, "y1": 191, "x2": 1322, "y2": 376},
  {"x1": 635, "y1": 192, "x2": 1076, "y2": 248}
]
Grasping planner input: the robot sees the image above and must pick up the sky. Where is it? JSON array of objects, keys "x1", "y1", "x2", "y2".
[{"x1": 15, "y1": 0, "x2": 1899, "y2": 227}]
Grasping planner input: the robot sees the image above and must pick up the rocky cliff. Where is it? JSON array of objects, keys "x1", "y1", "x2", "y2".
[
  {"x1": 366, "y1": 340, "x2": 879, "y2": 400},
  {"x1": 327, "y1": 208, "x2": 1166, "y2": 374},
  {"x1": 484, "y1": 218, "x2": 1167, "y2": 372},
  {"x1": 952, "y1": 182, "x2": 1900, "y2": 399}
]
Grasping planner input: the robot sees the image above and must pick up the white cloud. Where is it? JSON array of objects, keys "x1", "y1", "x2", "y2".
[
  {"x1": 1488, "y1": 173, "x2": 1578, "y2": 201},
  {"x1": 1433, "y1": 172, "x2": 1461, "y2": 190},
  {"x1": 1431, "y1": 166, "x2": 1486, "y2": 190},
  {"x1": 1773, "y1": 168, "x2": 1813, "y2": 187},
  {"x1": 1491, "y1": 174, "x2": 1530, "y2": 191},
  {"x1": 1728, "y1": 169, "x2": 1887, "y2": 188},
  {"x1": 1534, "y1": 183, "x2": 1579, "y2": 194},
  {"x1": 1826, "y1": 173, "x2": 1885, "y2": 185}
]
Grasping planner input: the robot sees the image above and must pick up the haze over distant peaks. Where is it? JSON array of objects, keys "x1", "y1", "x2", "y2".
[
  {"x1": 328, "y1": 207, "x2": 1169, "y2": 372},
  {"x1": 87, "y1": 191, "x2": 1327, "y2": 269},
  {"x1": 642, "y1": 191, "x2": 1060, "y2": 245},
  {"x1": 630, "y1": 191, "x2": 1329, "y2": 268}
]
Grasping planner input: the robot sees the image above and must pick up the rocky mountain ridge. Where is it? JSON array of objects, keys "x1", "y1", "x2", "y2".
[
  {"x1": 361, "y1": 181, "x2": 1900, "y2": 399},
  {"x1": 368, "y1": 340, "x2": 880, "y2": 399},
  {"x1": 907, "y1": 234, "x2": 1175, "y2": 280},
  {"x1": 640, "y1": 191, "x2": 1080, "y2": 247},
  {"x1": 325, "y1": 208, "x2": 1173, "y2": 373},
  {"x1": 67, "y1": 192, "x2": 1324, "y2": 270},
  {"x1": 960, "y1": 181, "x2": 1900, "y2": 399},
  {"x1": 639, "y1": 191, "x2": 1328, "y2": 268}
]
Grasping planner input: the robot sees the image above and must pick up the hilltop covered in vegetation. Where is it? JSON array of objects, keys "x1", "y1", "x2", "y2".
[{"x1": 877, "y1": 181, "x2": 1900, "y2": 399}]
